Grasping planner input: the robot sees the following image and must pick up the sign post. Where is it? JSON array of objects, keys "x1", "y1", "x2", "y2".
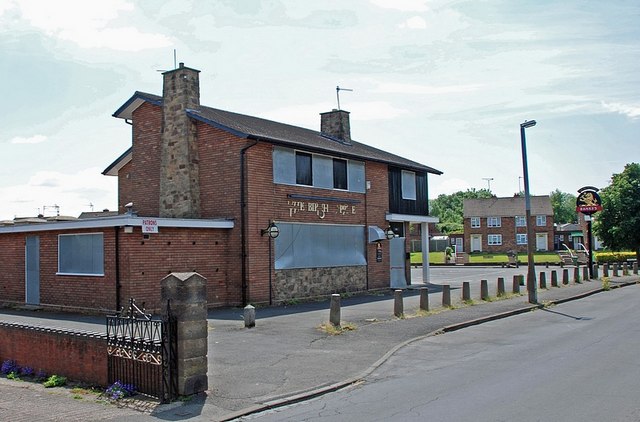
[{"x1": 576, "y1": 186, "x2": 603, "y2": 279}]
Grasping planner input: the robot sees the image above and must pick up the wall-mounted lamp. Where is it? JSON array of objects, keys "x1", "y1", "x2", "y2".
[
  {"x1": 261, "y1": 222, "x2": 280, "y2": 239},
  {"x1": 124, "y1": 226, "x2": 134, "y2": 234},
  {"x1": 385, "y1": 227, "x2": 396, "y2": 240}
]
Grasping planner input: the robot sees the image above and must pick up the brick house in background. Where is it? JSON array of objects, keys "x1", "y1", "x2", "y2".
[
  {"x1": 463, "y1": 196, "x2": 554, "y2": 253},
  {"x1": 0, "y1": 63, "x2": 441, "y2": 312}
]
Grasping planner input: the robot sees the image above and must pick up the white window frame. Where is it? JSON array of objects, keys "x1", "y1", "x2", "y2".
[
  {"x1": 487, "y1": 234, "x2": 502, "y2": 245},
  {"x1": 487, "y1": 216, "x2": 501, "y2": 227},
  {"x1": 57, "y1": 233, "x2": 105, "y2": 276},
  {"x1": 470, "y1": 217, "x2": 481, "y2": 228},
  {"x1": 536, "y1": 215, "x2": 547, "y2": 226},
  {"x1": 516, "y1": 233, "x2": 528, "y2": 245},
  {"x1": 401, "y1": 170, "x2": 416, "y2": 200},
  {"x1": 515, "y1": 216, "x2": 526, "y2": 227}
]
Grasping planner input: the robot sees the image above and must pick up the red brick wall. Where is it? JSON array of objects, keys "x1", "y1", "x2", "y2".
[
  {"x1": 0, "y1": 233, "x2": 25, "y2": 302},
  {"x1": 118, "y1": 102, "x2": 162, "y2": 216},
  {"x1": 0, "y1": 322, "x2": 107, "y2": 386},
  {"x1": 118, "y1": 226, "x2": 234, "y2": 310}
]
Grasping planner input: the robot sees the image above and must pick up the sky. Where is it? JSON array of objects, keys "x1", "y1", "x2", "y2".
[{"x1": 1, "y1": 0, "x2": 638, "y2": 220}]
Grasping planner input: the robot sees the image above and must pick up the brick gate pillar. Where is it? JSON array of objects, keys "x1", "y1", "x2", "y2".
[{"x1": 161, "y1": 272, "x2": 208, "y2": 396}]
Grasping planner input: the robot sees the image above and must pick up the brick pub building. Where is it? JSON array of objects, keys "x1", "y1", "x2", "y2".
[{"x1": 0, "y1": 64, "x2": 441, "y2": 312}]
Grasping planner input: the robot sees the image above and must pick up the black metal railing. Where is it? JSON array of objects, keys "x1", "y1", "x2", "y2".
[{"x1": 106, "y1": 298, "x2": 176, "y2": 402}]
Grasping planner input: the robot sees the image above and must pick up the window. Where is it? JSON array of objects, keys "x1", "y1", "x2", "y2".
[
  {"x1": 273, "y1": 147, "x2": 365, "y2": 193},
  {"x1": 536, "y1": 215, "x2": 547, "y2": 226},
  {"x1": 295, "y1": 152, "x2": 312, "y2": 186},
  {"x1": 333, "y1": 158, "x2": 347, "y2": 190},
  {"x1": 58, "y1": 233, "x2": 104, "y2": 276},
  {"x1": 487, "y1": 234, "x2": 502, "y2": 245},
  {"x1": 487, "y1": 216, "x2": 501, "y2": 227},
  {"x1": 470, "y1": 217, "x2": 481, "y2": 228},
  {"x1": 515, "y1": 216, "x2": 526, "y2": 227},
  {"x1": 401, "y1": 170, "x2": 416, "y2": 200},
  {"x1": 274, "y1": 223, "x2": 366, "y2": 269},
  {"x1": 516, "y1": 233, "x2": 528, "y2": 245}
]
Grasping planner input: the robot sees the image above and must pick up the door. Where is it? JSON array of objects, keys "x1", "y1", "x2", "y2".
[
  {"x1": 455, "y1": 237, "x2": 463, "y2": 253},
  {"x1": 536, "y1": 233, "x2": 548, "y2": 251},
  {"x1": 471, "y1": 235, "x2": 482, "y2": 252},
  {"x1": 25, "y1": 236, "x2": 40, "y2": 305},
  {"x1": 390, "y1": 237, "x2": 407, "y2": 288}
]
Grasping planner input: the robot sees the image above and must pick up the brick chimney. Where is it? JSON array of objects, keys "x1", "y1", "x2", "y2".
[
  {"x1": 320, "y1": 109, "x2": 351, "y2": 143},
  {"x1": 159, "y1": 63, "x2": 201, "y2": 218}
]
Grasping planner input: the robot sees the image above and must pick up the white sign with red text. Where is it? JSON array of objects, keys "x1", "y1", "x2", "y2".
[{"x1": 142, "y1": 219, "x2": 159, "y2": 233}]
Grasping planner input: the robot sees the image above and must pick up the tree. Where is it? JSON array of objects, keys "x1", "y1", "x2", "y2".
[
  {"x1": 430, "y1": 188, "x2": 493, "y2": 234},
  {"x1": 549, "y1": 189, "x2": 577, "y2": 224},
  {"x1": 594, "y1": 163, "x2": 640, "y2": 262}
]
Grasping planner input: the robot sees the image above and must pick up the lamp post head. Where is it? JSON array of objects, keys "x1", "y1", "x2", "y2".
[{"x1": 521, "y1": 120, "x2": 537, "y2": 129}]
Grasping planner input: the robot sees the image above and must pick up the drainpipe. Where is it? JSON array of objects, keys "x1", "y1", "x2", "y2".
[
  {"x1": 240, "y1": 139, "x2": 259, "y2": 307},
  {"x1": 114, "y1": 226, "x2": 121, "y2": 312}
]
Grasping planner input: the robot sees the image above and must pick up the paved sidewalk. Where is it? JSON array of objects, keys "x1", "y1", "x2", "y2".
[{"x1": 0, "y1": 267, "x2": 637, "y2": 421}]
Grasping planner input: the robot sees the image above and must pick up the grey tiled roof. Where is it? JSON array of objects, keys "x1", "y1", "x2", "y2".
[
  {"x1": 463, "y1": 196, "x2": 552, "y2": 217},
  {"x1": 109, "y1": 92, "x2": 442, "y2": 175}
]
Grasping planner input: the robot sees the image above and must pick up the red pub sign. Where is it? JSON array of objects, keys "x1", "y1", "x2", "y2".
[{"x1": 576, "y1": 186, "x2": 603, "y2": 215}]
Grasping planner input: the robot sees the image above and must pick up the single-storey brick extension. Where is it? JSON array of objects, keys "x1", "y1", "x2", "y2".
[{"x1": 0, "y1": 64, "x2": 441, "y2": 312}]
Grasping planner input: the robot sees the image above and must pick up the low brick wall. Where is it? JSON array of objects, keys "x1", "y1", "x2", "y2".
[{"x1": 0, "y1": 321, "x2": 107, "y2": 386}]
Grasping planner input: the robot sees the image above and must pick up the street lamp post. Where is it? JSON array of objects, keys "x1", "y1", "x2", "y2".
[{"x1": 520, "y1": 120, "x2": 537, "y2": 304}]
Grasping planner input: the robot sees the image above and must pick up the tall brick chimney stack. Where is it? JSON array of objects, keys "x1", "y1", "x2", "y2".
[
  {"x1": 160, "y1": 63, "x2": 201, "y2": 218},
  {"x1": 320, "y1": 109, "x2": 351, "y2": 143}
]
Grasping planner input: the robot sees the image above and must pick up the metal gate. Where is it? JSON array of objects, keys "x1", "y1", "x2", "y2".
[{"x1": 106, "y1": 298, "x2": 177, "y2": 402}]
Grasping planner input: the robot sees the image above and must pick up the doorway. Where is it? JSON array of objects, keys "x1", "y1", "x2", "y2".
[
  {"x1": 390, "y1": 237, "x2": 407, "y2": 288},
  {"x1": 25, "y1": 236, "x2": 40, "y2": 305}
]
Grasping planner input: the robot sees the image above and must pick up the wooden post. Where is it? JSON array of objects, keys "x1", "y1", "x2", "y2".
[
  {"x1": 481, "y1": 280, "x2": 489, "y2": 301},
  {"x1": 329, "y1": 294, "x2": 341, "y2": 327},
  {"x1": 462, "y1": 282, "x2": 471, "y2": 302},
  {"x1": 539, "y1": 272, "x2": 547, "y2": 289},
  {"x1": 442, "y1": 285, "x2": 451, "y2": 307},
  {"x1": 497, "y1": 277, "x2": 505, "y2": 296},
  {"x1": 394, "y1": 290, "x2": 404, "y2": 317},
  {"x1": 419, "y1": 287, "x2": 429, "y2": 311}
]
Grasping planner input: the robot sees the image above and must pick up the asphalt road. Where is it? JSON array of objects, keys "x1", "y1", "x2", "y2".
[{"x1": 240, "y1": 283, "x2": 640, "y2": 422}]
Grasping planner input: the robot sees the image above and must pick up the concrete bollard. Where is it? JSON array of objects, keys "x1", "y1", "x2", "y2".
[
  {"x1": 497, "y1": 277, "x2": 505, "y2": 296},
  {"x1": 394, "y1": 289, "x2": 404, "y2": 317},
  {"x1": 603, "y1": 263, "x2": 609, "y2": 278},
  {"x1": 574, "y1": 267, "x2": 581, "y2": 283},
  {"x1": 244, "y1": 304, "x2": 256, "y2": 328},
  {"x1": 539, "y1": 272, "x2": 547, "y2": 289},
  {"x1": 623, "y1": 263, "x2": 629, "y2": 275},
  {"x1": 329, "y1": 294, "x2": 341, "y2": 327},
  {"x1": 613, "y1": 263, "x2": 619, "y2": 277},
  {"x1": 582, "y1": 266, "x2": 589, "y2": 281},
  {"x1": 462, "y1": 282, "x2": 471, "y2": 302},
  {"x1": 481, "y1": 280, "x2": 489, "y2": 301},
  {"x1": 419, "y1": 287, "x2": 429, "y2": 311},
  {"x1": 442, "y1": 285, "x2": 451, "y2": 307},
  {"x1": 593, "y1": 264, "x2": 599, "y2": 279},
  {"x1": 551, "y1": 270, "x2": 558, "y2": 287},
  {"x1": 562, "y1": 269, "x2": 569, "y2": 285},
  {"x1": 512, "y1": 276, "x2": 520, "y2": 294}
]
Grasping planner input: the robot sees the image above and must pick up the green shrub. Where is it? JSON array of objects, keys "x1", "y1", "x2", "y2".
[
  {"x1": 43, "y1": 374, "x2": 67, "y2": 388},
  {"x1": 595, "y1": 251, "x2": 635, "y2": 264}
]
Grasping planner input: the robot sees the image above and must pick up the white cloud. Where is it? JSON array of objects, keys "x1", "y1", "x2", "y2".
[
  {"x1": 12, "y1": 0, "x2": 171, "y2": 51},
  {"x1": 601, "y1": 101, "x2": 640, "y2": 119},
  {"x1": 10, "y1": 135, "x2": 48, "y2": 144},
  {"x1": 399, "y1": 16, "x2": 427, "y2": 29},
  {"x1": 374, "y1": 82, "x2": 483, "y2": 95},
  {"x1": 370, "y1": 0, "x2": 429, "y2": 12},
  {"x1": 0, "y1": 168, "x2": 117, "y2": 219}
]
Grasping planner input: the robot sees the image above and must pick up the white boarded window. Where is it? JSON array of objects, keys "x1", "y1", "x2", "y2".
[{"x1": 275, "y1": 223, "x2": 366, "y2": 269}]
